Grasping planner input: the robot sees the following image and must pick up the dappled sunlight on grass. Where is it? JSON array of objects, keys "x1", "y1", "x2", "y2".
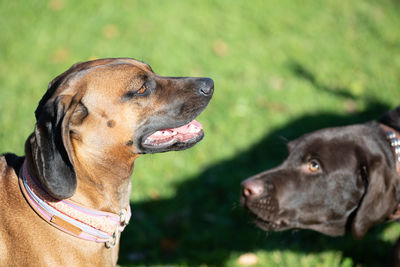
[{"x1": 1, "y1": 0, "x2": 400, "y2": 266}]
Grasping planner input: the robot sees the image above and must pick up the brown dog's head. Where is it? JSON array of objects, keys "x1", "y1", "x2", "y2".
[
  {"x1": 241, "y1": 122, "x2": 400, "y2": 239},
  {"x1": 29, "y1": 58, "x2": 213, "y2": 199}
]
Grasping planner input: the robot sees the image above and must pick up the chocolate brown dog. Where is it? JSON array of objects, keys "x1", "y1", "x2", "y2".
[
  {"x1": 0, "y1": 58, "x2": 213, "y2": 266},
  {"x1": 241, "y1": 106, "x2": 400, "y2": 265}
]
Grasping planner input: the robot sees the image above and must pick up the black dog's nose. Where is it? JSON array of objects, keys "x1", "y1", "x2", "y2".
[
  {"x1": 241, "y1": 178, "x2": 265, "y2": 198},
  {"x1": 198, "y1": 78, "x2": 214, "y2": 96}
]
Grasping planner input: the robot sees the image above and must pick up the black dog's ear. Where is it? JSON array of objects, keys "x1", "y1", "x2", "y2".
[
  {"x1": 380, "y1": 106, "x2": 400, "y2": 131},
  {"x1": 351, "y1": 157, "x2": 400, "y2": 239}
]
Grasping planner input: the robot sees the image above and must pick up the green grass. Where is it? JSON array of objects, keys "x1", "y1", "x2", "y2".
[{"x1": 1, "y1": 0, "x2": 400, "y2": 266}]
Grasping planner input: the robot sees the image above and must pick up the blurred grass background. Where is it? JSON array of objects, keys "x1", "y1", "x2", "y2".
[{"x1": 1, "y1": 0, "x2": 400, "y2": 266}]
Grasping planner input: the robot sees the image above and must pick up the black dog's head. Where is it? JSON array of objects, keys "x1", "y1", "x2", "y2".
[{"x1": 242, "y1": 107, "x2": 400, "y2": 239}]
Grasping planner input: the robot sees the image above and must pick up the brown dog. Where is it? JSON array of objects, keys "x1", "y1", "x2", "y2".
[{"x1": 0, "y1": 58, "x2": 213, "y2": 266}]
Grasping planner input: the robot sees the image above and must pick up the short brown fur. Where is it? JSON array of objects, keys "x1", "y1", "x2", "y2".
[{"x1": 0, "y1": 58, "x2": 213, "y2": 266}]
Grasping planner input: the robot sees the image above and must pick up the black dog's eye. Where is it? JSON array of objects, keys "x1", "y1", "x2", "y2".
[{"x1": 308, "y1": 160, "x2": 321, "y2": 173}]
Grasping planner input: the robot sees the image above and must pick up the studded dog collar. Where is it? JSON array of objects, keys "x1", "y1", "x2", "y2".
[
  {"x1": 381, "y1": 124, "x2": 400, "y2": 173},
  {"x1": 380, "y1": 123, "x2": 400, "y2": 221}
]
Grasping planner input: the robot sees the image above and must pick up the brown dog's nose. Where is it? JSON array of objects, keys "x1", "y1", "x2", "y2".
[
  {"x1": 241, "y1": 178, "x2": 264, "y2": 198},
  {"x1": 198, "y1": 78, "x2": 214, "y2": 96}
]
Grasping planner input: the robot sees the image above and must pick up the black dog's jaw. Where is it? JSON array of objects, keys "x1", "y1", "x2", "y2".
[{"x1": 242, "y1": 107, "x2": 400, "y2": 239}]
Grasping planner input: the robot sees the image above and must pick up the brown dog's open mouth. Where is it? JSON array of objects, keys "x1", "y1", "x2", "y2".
[{"x1": 142, "y1": 120, "x2": 204, "y2": 149}]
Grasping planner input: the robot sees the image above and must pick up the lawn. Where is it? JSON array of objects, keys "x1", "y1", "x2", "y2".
[{"x1": 1, "y1": 0, "x2": 400, "y2": 266}]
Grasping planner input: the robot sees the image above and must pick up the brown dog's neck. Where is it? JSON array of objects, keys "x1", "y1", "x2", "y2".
[
  {"x1": 25, "y1": 134, "x2": 136, "y2": 214},
  {"x1": 72, "y1": 158, "x2": 135, "y2": 213}
]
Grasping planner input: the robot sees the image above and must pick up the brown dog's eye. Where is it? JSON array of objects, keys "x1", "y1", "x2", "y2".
[
  {"x1": 308, "y1": 160, "x2": 320, "y2": 172},
  {"x1": 137, "y1": 84, "x2": 147, "y2": 95},
  {"x1": 121, "y1": 83, "x2": 149, "y2": 101}
]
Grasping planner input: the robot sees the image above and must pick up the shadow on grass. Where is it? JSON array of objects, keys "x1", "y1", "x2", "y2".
[
  {"x1": 119, "y1": 63, "x2": 395, "y2": 266},
  {"x1": 119, "y1": 101, "x2": 395, "y2": 267}
]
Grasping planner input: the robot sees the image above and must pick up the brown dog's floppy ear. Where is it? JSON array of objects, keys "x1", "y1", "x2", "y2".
[
  {"x1": 33, "y1": 93, "x2": 81, "y2": 199},
  {"x1": 351, "y1": 157, "x2": 400, "y2": 239},
  {"x1": 32, "y1": 64, "x2": 88, "y2": 199}
]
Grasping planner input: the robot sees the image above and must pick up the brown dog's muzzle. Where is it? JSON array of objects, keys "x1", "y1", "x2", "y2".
[
  {"x1": 195, "y1": 77, "x2": 214, "y2": 96},
  {"x1": 136, "y1": 76, "x2": 214, "y2": 154}
]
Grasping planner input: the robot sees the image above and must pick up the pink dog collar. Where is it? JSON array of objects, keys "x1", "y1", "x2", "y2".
[{"x1": 19, "y1": 160, "x2": 131, "y2": 248}]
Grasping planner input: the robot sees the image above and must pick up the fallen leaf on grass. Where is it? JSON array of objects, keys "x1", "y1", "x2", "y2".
[
  {"x1": 213, "y1": 39, "x2": 228, "y2": 57},
  {"x1": 49, "y1": 0, "x2": 65, "y2": 11},
  {"x1": 160, "y1": 237, "x2": 179, "y2": 253},
  {"x1": 149, "y1": 189, "x2": 160, "y2": 200},
  {"x1": 102, "y1": 24, "x2": 119, "y2": 39},
  {"x1": 237, "y1": 252, "x2": 259, "y2": 266},
  {"x1": 51, "y1": 47, "x2": 70, "y2": 63}
]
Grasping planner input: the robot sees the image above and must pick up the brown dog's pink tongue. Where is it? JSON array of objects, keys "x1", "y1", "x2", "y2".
[
  {"x1": 145, "y1": 120, "x2": 203, "y2": 145},
  {"x1": 172, "y1": 120, "x2": 202, "y2": 134}
]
